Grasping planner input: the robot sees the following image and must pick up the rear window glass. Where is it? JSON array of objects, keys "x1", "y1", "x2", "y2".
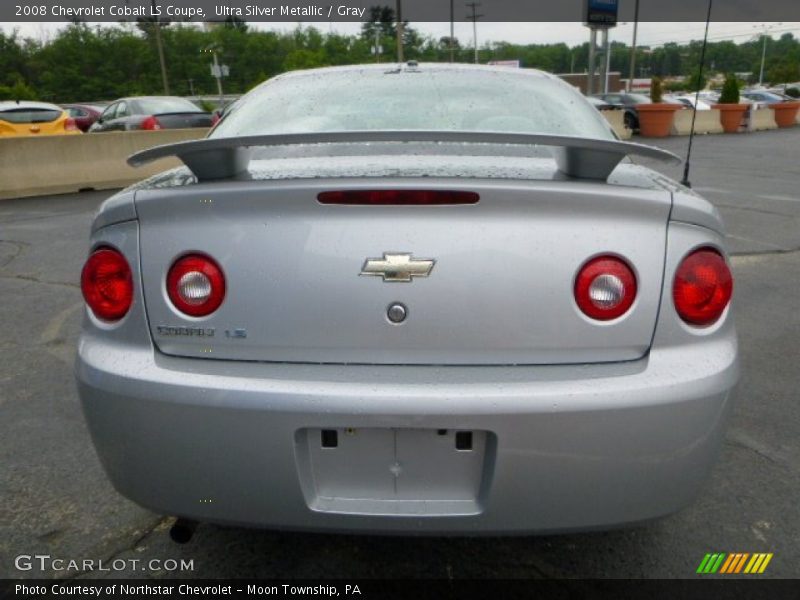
[
  {"x1": 0, "y1": 108, "x2": 62, "y2": 124},
  {"x1": 136, "y1": 98, "x2": 204, "y2": 115},
  {"x1": 212, "y1": 67, "x2": 614, "y2": 140}
]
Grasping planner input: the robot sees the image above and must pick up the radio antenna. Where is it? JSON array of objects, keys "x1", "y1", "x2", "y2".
[{"x1": 681, "y1": 0, "x2": 713, "y2": 188}]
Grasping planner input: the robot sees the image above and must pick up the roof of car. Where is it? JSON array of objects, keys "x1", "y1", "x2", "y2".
[
  {"x1": 0, "y1": 100, "x2": 63, "y2": 112},
  {"x1": 270, "y1": 62, "x2": 555, "y2": 82},
  {"x1": 106, "y1": 96, "x2": 195, "y2": 103}
]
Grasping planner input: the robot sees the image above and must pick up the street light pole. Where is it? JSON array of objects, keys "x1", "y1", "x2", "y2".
[
  {"x1": 755, "y1": 22, "x2": 782, "y2": 87},
  {"x1": 627, "y1": 0, "x2": 639, "y2": 91}
]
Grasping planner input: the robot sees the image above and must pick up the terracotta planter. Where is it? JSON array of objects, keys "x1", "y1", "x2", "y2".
[
  {"x1": 636, "y1": 104, "x2": 682, "y2": 138},
  {"x1": 712, "y1": 103, "x2": 749, "y2": 133},
  {"x1": 769, "y1": 102, "x2": 800, "y2": 128}
]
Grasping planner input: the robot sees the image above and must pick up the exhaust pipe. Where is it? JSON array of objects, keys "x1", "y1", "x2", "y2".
[{"x1": 169, "y1": 518, "x2": 198, "y2": 544}]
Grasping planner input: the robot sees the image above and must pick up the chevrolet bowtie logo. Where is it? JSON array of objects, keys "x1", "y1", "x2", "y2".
[{"x1": 360, "y1": 253, "x2": 435, "y2": 282}]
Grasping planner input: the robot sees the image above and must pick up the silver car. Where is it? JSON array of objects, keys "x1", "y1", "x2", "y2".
[{"x1": 76, "y1": 64, "x2": 738, "y2": 537}]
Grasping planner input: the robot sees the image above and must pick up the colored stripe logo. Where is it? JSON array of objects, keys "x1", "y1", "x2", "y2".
[{"x1": 697, "y1": 553, "x2": 773, "y2": 574}]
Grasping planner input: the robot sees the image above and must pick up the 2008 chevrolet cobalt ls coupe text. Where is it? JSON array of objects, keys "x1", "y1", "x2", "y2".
[{"x1": 75, "y1": 64, "x2": 738, "y2": 536}]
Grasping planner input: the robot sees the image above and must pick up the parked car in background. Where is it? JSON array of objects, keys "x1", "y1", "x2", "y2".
[
  {"x1": 77, "y1": 64, "x2": 738, "y2": 537},
  {"x1": 0, "y1": 101, "x2": 81, "y2": 137},
  {"x1": 741, "y1": 90, "x2": 791, "y2": 105},
  {"x1": 62, "y1": 103, "x2": 107, "y2": 132},
  {"x1": 667, "y1": 95, "x2": 713, "y2": 110},
  {"x1": 590, "y1": 92, "x2": 648, "y2": 130},
  {"x1": 89, "y1": 96, "x2": 212, "y2": 132},
  {"x1": 591, "y1": 92, "x2": 684, "y2": 130}
]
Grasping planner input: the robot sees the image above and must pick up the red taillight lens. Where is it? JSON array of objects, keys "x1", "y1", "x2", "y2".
[
  {"x1": 673, "y1": 248, "x2": 733, "y2": 326},
  {"x1": 167, "y1": 254, "x2": 225, "y2": 317},
  {"x1": 574, "y1": 255, "x2": 637, "y2": 321},
  {"x1": 141, "y1": 116, "x2": 162, "y2": 130},
  {"x1": 318, "y1": 190, "x2": 479, "y2": 205},
  {"x1": 64, "y1": 117, "x2": 78, "y2": 132},
  {"x1": 81, "y1": 248, "x2": 133, "y2": 322}
]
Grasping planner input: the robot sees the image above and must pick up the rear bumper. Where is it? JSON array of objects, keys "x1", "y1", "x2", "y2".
[{"x1": 76, "y1": 328, "x2": 738, "y2": 534}]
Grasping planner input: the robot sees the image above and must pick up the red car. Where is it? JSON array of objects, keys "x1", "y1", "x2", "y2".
[{"x1": 62, "y1": 103, "x2": 107, "y2": 133}]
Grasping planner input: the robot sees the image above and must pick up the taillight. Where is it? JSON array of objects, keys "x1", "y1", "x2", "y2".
[
  {"x1": 167, "y1": 254, "x2": 225, "y2": 317},
  {"x1": 318, "y1": 190, "x2": 479, "y2": 205},
  {"x1": 81, "y1": 248, "x2": 133, "y2": 322},
  {"x1": 141, "y1": 116, "x2": 162, "y2": 130},
  {"x1": 574, "y1": 255, "x2": 637, "y2": 321},
  {"x1": 64, "y1": 117, "x2": 78, "y2": 132},
  {"x1": 673, "y1": 248, "x2": 733, "y2": 326}
]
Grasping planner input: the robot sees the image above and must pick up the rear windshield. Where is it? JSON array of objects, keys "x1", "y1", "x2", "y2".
[
  {"x1": 136, "y1": 98, "x2": 204, "y2": 115},
  {"x1": 0, "y1": 108, "x2": 62, "y2": 124},
  {"x1": 212, "y1": 67, "x2": 614, "y2": 140}
]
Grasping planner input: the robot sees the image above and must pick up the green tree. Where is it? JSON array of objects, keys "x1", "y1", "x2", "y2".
[{"x1": 718, "y1": 74, "x2": 740, "y2": 104}]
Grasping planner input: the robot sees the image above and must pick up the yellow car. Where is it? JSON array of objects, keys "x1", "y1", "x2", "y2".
[{"x1": 0, "y1": 101, "x2": 81, "y2": 137}]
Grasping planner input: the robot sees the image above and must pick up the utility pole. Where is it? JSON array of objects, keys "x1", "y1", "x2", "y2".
[
  {"x1": 150, "y1": 0, "x2": 169, "y2": 94},
  {"x1": 372, "y1": 24, "x2": 381, "y2": 63},
  {"x1": 449, "y1": 0, "x2": 455, "y2": 63},
  {"x1": 465, "y1": 2, "x2": 482, "y2": 64},
  {"x1": 627, "y1": 0, "x2": 639, "y2": 91},
  {"x1": 755, "y1": 22, "x2": 783, "y2": 87},
  {"x1": 211, "y1": 48, "x2": 224, "y2": 104},
  {"x1": 395, "y1": 0, "x2": 404, "y2": 62}
]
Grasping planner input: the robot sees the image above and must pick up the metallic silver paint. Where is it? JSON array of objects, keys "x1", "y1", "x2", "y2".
[
  {"x1": 76, "y1": 65, "x2": 736, "y2": 531},
  {"x1": 75, "y1": 218, "x2": 738, "y2": 533},
  {"x1": 129, "y1": 129, "x2": 680, "y2": 183},
  {"x1": 133, "y1": 178, "x2": 671, "y2": 365}
]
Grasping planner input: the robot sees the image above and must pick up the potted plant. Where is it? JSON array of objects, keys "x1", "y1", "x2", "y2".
[
  {"x1": 769, "y1": 99, "x2": 800, "y2": 128},
  {"x1": 636, "y1": 77, "x2": 682, "y2": 137},
  {"x1": 712, "y1": 74, "x2": 748, "y2": 133}
]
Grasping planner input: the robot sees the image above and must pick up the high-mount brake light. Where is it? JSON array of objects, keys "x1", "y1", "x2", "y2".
[
  {"x1": 673, "y1": 247, "x2": 733, "y2": 326},
  {"x1": 574, "y1": 255, "x2": 637, "y2": 321},
  {"x1": 167, "y1": 254, "x2": 226, "y2": 317},
  {"x1": 318, "y1": 190, "x2": 479, "y2": 205},
  {"x1": 81, "y1": 247, "x2": 133, "y2": 322}
]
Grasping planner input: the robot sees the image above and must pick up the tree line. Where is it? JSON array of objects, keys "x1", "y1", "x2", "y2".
[{"x1": 1, "y1": 16, "x2": 798, "y2": 103}]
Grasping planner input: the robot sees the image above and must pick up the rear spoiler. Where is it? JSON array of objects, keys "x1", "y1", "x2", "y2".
[{"x1": 128, "y1": 130, "x2": 681, "y2": 182}]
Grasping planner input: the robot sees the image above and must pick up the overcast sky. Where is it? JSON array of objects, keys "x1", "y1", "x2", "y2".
[{"x1": 3, "y1": 21, "x2": 799, "y2": 49}]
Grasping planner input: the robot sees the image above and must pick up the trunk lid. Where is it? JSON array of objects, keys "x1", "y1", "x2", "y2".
[
  {"x1": 153, "y1": 112, "x2": 212, "y2": 129},
  {"x1": 135, "y1": 157, "x2": 670, "y2": 365}
]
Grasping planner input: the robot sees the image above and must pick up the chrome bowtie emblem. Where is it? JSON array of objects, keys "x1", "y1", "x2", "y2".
[{"x1": 360, "y1": 253, "x2": 435, "y2": 282}]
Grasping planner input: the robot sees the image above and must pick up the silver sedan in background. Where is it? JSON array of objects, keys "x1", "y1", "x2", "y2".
[{"x1": 76, "y1": 64, "x2": 737, "y2": 538}]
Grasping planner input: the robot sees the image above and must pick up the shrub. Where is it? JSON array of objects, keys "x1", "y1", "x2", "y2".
[
  {"x1": 650, "y1": 77, "x2": 663, "y2": 103},
  {"x1": 718, "y1": 74, "x2": 740, "y2": 104}
]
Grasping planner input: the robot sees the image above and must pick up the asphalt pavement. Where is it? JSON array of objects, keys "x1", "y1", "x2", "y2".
[{"x1": 1, "y1": 128, "x2": 798, "y2": 579}]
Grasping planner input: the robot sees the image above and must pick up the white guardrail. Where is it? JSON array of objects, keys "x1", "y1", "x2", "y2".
[{"x1": 0, "y1": 129, "x2": 208, "y2": 200}]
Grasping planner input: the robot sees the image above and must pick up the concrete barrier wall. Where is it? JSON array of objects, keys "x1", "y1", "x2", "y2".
[
  {"x1": 0, "y1": 129, "x2": 208, "y2": 200},
  {"x1": 670, "y1": 109, "x2": 723, "y2": 135},
  {"x1": 748, "y1": 108, "x2": 778, "y2": 131},
  {"x1": 601, "y1": 110, "x2": 632, "y2": 140}
]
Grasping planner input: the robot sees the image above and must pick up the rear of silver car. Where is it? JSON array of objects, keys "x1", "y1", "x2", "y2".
[
  {"x1": 76, "y1": 180, "x2": 737, "y2": 533},
  {"x1": 75, "y1": 65, "x2": 738, "y2": 533}
]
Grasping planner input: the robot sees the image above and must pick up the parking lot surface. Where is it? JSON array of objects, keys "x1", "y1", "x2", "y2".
[{"x1": 1, "y1": 128, "x2": 798, "y2": 579}]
